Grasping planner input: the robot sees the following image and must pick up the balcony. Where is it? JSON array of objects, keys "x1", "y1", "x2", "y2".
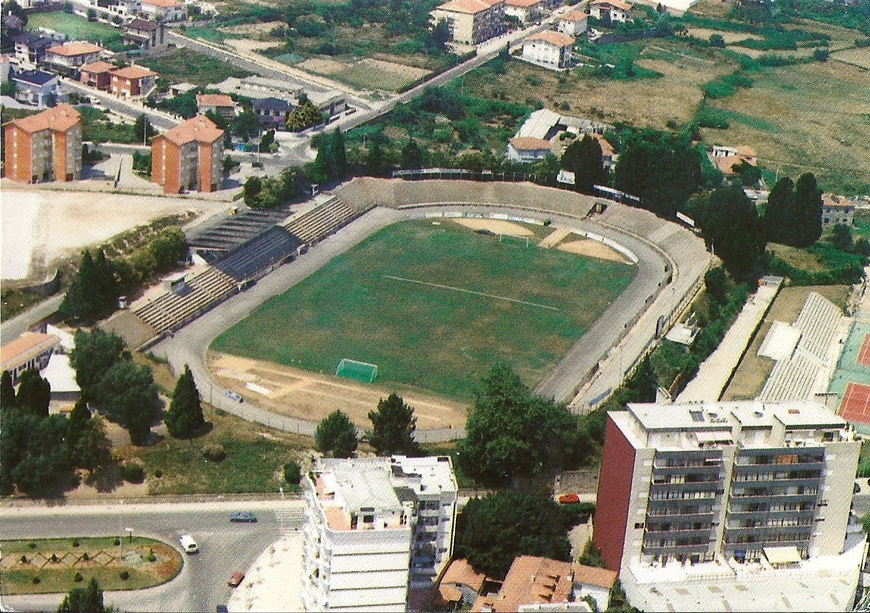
[
  {"x1": 642, "y1": 543, "x2": 712, "y2": 555},
  {"x1": 646, "y1": 508, "x2": 715, "y2": 519},
  {"x1": 644, "y1": 527, "x2": 714, "y2": 539}
]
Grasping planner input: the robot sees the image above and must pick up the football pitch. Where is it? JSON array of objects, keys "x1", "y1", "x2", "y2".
[{"x1": 211, "y1": 219, "x2": 636, "y2": 400}]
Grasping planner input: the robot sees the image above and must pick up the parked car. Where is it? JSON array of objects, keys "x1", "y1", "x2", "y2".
[
  {"x1": 229, "y1": 511, "x2": 257, "y2": 523},
  {"x1": 227, "y1": 571, "x2": 245, "y2": 588},
  {"x1": 180, "y1": 534, "x2": 198, "y2": 554},
  {"x1": 557, "y1": 493, "x2": 580, "y2": 505},
  {"x1": 225, "y1": 390, "x2": 243, "y2": 403}
]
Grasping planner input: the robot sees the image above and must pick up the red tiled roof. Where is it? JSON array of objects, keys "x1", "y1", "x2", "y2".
[
  {"x1": 509, "y1": 136, "x2": 552, "y2": 151},
  {"x1": 196, "y1": 93, "x2": 235, "y2": 108},
  {"x1": 471, "y1": 556, "x2": 573, "y2": 613},
  {"x1": 6, "y1": 103, "x2": 80, "y2": 134},
  {"x1": 591, "y1": 0, "x2": 633, "y2": 10},
  {"x1": 46, "y1": 41, "x2": 101, "y2": 57},
  {"x1": 572, "y1": 563, "x2": 617, "y2": 589},
  {"x1": 525, "y1": 30, "x2": 575, "y2": 47},
  {"x1": 141, "y1": 0, "x2": 182, "y2": 8},
  {"x1": 80, "y1": 60, "x2": 114, "y2": 73},
  {"x1": 0, "y1": 332, "x2": 60, "y2": 371},
  {"x1": 561, "y1": 9, "x2": 588, "y2": 20},
  {"x1": 442, "y1": 559, "x2": 487, "y2": 592},
  {"x1": 506, "y1": 0, "x2": 540, "y2": 7},
  {"x1": 435, "y1": 0, "x2": 502, "y2": 14},
  {"x1": 159, "y1": 115, "x2": 224, "y2": 146},
  {"x1": 822, "y1": 194, "x2": 854, "y2": 208},
  {"x1": 111, "y1": 65, "x2": 157, "y2": 79}
]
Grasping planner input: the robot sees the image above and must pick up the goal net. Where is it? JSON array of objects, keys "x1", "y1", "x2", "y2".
[{"x1": 336, "y1": 359, "x2": 379, "y2": 383}]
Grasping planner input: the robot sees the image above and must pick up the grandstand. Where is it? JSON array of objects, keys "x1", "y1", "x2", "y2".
[
  {"x1": 283, "y1": 195, "x2": 368, "y2": 244},
  {"x1": 757, "y1": 292, "x2": 851, "y2": 402},
  {"x1": 131, "y1": 266, "x2": 238, "y2": 336},
  {"x1": 212, "y1": 226, "x2": 302, "y2": 282},
  {"x1": 188, "y1": 208, "x2": 290, "y2": 257}
]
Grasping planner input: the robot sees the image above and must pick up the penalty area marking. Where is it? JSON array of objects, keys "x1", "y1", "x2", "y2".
[{"x1": 383, "y1": 275, "x2": 559, "y2": 311}]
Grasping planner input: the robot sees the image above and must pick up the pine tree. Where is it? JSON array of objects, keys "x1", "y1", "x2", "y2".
[
  {"x1": 368, "y1": 393, "x2": 419, "y2": 456},
  {"x1": 165, "y1": 365, "x2": 205, "y2": 439},
  {"x1": 763, "y1": 176, "x2": 794, "y2": 244},
  {"x1": 15, "y1": 368, "x2": 50, "y2": 417},
  {"x1": 315, "y1": 410, "x2": 358, "y2": 458},
  {"x1": 400, "y1": 138, "x2": 424, "y2": 170},
  {"x1": 1, "y1": 370, "x2": 16, "y2": 409},
  {"x1": 560, "y1": 134, "x2": 605, "y2": 194},
  {"x1": 794, "y1": 172, "x2": 823, "y2": 248}
]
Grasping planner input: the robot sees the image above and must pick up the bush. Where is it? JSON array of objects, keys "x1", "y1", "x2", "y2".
[
  {"x1": 81, "y1": 553, "x2": 89, "y2": 561},
  {"x1": 121, "y1": 463, "x2": 146, "y2": 484},
  {"x1": 283, "y1": 461, "x2": 301, "y2": 485},
  {"x1": 32, "y1": 577, "x2": 40, "y2": 584},
  {"x1": 202, "y1": 443, "x2": 227, "y2": 462},
  {"x1": 51, "y1": 554, "x2": 59, "y2": 563},
  {"x1": 20, "y1": 555, "x2": 27, "y2": 564},
  {"x1": 72, "y1": 538, "x2": 80, "y2": 547},
  {"x1": 29, "y1": 543, "x2": 37, "y2": 550},
  {"x1": 146, "y1": 548, "x2": 156, "y2": 562},
  {"x1": 120, "y1": 570, "x2": 130, "y2": 580},
  {"x1": 114, "y1": 538, "x2": 121, "y2": 546},
  {"x1": 74, "y1": 572, "x2": 83, "y2": 582},
  {"x1": 154, "y1": 469, "x2": 163, "y2": 478}
]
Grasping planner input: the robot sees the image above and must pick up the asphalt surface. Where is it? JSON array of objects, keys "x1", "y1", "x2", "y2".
[
  {"x1": 61, "y1": 78, "x2": 180, "y2": 132},
  {"x1": 0, "y1": 498, "x2": 304, "y2": 613},
  {"x1": 0, "y1": 294, "x2": 64, "y2": 343}
]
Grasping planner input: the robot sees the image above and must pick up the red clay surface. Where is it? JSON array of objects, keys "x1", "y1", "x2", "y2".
[
  {"x1": 839, "y1": 382, "x2": 870, "y2": 424},
  {"x1": 857, "y1": 334, "x2": 870, "y2": 366}
]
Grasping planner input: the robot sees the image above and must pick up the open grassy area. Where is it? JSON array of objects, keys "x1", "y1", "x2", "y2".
[
  {"x1": 26, "y1": 12, "x2": 121, "y2": 47},
  {"x1": 212, "y1": 220, "x2": 636, "y2": 400},
  {"x1": 141, "y1": 48, "x2": 254, "y2": 86},
  {"x1": 0, "y1": 537, "x2": 181, "y2": 595}
]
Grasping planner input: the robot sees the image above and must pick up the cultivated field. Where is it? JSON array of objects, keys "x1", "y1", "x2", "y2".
[
  {"x1": 26, "y1": 12, "x2": 121, "y2": 46},
  {"x1": 211, "y1": 219, "x2": 636, "y2": 401}
]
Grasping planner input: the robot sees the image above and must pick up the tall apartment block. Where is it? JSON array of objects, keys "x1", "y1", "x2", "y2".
[
  {"x1": 594, "y1": 401, "x2": 859, "y2": 573},
  {"x1": 3, "y1": 104, "x2": 82, "y2": 183},
  {"x1": 301, "y1": 456, "x2": 458, "y2": 612},
  {"x1": 150, "y1": 115, "x2": 223, "y2": 194},
  {"x1": 430, "y1": 0, "x2": 505, "y2": 45}
]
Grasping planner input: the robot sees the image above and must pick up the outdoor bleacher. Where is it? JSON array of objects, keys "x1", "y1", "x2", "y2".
[
  {"x1": 212, "y1": 226, "x2": 302, "y2": 282},
  {"x1": 188, "y1": 208, "x2": 289, "y2": 256},
  {"x1": 757, "y1": 292, "x2": 849, "y2": 402},
  {"x1": 132, "y1": 266, "x2": 237, "y2": 335},
  {"x1": 283, "y1": 195, "x2": 364, "y2": 244}
]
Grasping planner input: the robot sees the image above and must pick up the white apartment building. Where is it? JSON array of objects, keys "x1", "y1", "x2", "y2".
[
  {"x1": 430, "y1": 0, "x2": 505, "y2": 46},
  {"x1": 594, "y1": 400, "x2": 863, "y2": 612},
  {"x1": 521, "y1": 31, "x2": 575, "y2": 70},
  {"x1": 301, "y1": 456, "x2": 458, "y2": 612}
]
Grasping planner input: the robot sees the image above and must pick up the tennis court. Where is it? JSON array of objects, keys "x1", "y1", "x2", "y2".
[
  {"x1": 833, "y1": 323, "x2": 870, "y2": 429},
  {"x1": 858, "y1": 333, "x2": 870, "y2": 366},
  {"x1": 839, "y1": 382, "x2": 870, "y2": 424}
]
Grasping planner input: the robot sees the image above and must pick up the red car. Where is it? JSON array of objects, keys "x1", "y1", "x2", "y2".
[
  {"x1": 558, "y1": 493, "x2": 580, "y2": 505},
  {"x1": 227, "y1": 571, "x2": 245, "y2": 588}
]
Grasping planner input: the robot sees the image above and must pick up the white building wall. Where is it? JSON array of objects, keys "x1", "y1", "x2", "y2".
[{"x1": 814, "y1": 439, "x2": 861, "y2": 557}]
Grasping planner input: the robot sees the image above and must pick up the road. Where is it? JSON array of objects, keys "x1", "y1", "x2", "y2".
[
  {"x1": 0, "y1": 295, "x2": 64, "y2": 343},
  {"x1": 0, "y1": 498, "x2": 304, "y2": 613},
  {"x1": 61, "y1": 78, "x2": 181, "y2": 132}
]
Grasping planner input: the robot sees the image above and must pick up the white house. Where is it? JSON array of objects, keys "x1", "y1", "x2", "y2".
[
  {"x1": 10, "y1": 69, "x2": 61, "y2": 106},
  {"x1": 506, "y1": 136, "x2": 552, "y2": 162},
  {"x1": 504, "y1": 0, "x2": 542, "y2": 24},
  {"x1": 139, "y1": 0, "x2": 185, "y2": 22},
  {"x1": 558, "y1": 9, "x2": 588, "y2": 35},
  {"x1": 589, "y1": 0, "x2": 632, "y2": 23},
  {"x1": 301, "y1": 456, "x2": 457, "y2": 611},
  {"x1": 521, "y1": 30, "x2": 575, "y2": 70}
]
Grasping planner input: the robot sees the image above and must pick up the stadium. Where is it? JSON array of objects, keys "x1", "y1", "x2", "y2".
[{"x1": 144, "y1": 178, "x2": 711, "y2": 440}]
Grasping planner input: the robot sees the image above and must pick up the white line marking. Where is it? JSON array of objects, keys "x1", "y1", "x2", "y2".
[{"x1": 383, "y1": 275, "x2": 559, "y2": 311}]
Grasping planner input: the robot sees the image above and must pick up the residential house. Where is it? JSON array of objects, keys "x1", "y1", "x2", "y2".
[
  {"x1": 506, "y1": 136, "x2": 552, "y2": 163},
  {"x1": 79, "y1": 60, "x2": 114, "y2": 90},
  {"x1": 301, "y1": 456, "x2": 458, "y2": 612},
  {"x1": 504, "y1": 0, "x2": 542, "y2": 25},
  {"x1": 430, "y1": 0, "x2": 505, "y2": 46},
  {"x1": 437, "y1": 559, "x2": 488, "y2": 608},
  {"x1": 122, "y1": 18, "x2": 164, "y2": 49},
  {"x1": 0, "y1": 332, "x2": 61, "y2": 386},
  {"x1": 521, "y1": 31, "x2": 575, "y2": 70},
  {"x1": 591, "y1": 132, "x2": 617, "y2": 170},
  {"x1": 558, "y1": 9, "x2": 588, "y2": 35},
  {"x1": 151, "y1": 115, "x2": 224, "y2": 194},
  {"x1": 139, "y1": 0, "x2": 186, "y2": 22},
  {"x1": 12, "y1": 33, "x2": 55, "y2": 68},
  {"x1": 3, "y1": 103, "x2": 81, "y2": 183},
  {"x1": 589, "y1": 0, "x2": 632, "y2": 23},
  {"x1": 10, "y1": 69, "x2": 60, "y2": 106},
  {"x1": 308, "y1": 89, "x2": 347, "y2": 119},
  {"x1": 44, "y1": 41, "x2": 102, "y2": 75},
  {"x1": 593, "y1": 400, "x2": 862, "y2": 611},
  {"x1": 471, "y1": 556, "x2": 616, "y2": 612},
  {"x1": 708, "y1": 144, "x2": 756, "y2": 176},
  {"x1": 101, "y1": 0, "x2": 143, "y2": 19},
  {"x1": 196, "y1": 93, "x2": 236, "y2": 121},
  {"x1": 822, "y1": 194, "x2": 855, "y2": 228},
  {"x1": 109, "y1": 65, "x2": 157, "y2": 97},
  {"x1": 252, "y1": 97, "x2": 293, "y2": 130}
]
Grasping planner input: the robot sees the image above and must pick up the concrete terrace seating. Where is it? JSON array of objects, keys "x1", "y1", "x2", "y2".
[
  {"x1": 212, "y1": 226, "x2": 302, "y2": 282},
  {"x1": 794, "y1": 292, "x2": 845, "y2": 361},
  {"x1": 132, "y1": 267, "x2": 237, "y2": 335},
  {"x1": 188, "y1": 209, "x2": 289, "y2": 255},
  {"x1": 758, "y1": 353, "x2": 822, "y2": 403},
  {"x1": 283, "y1": 196, "x2": 361, "y2": 244}
]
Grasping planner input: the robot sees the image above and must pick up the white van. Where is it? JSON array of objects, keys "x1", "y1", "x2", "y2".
[{"x1": 180, "y1": 534, "x2": 198, "y2": 554}]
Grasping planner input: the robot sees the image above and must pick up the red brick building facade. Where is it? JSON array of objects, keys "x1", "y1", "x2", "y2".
[
  {"x1": 2, "y1": 104, "x2": 82, "y2": 183},
  {"x1": 151, "y1": 115, "x2": 224, "y2": 194}
]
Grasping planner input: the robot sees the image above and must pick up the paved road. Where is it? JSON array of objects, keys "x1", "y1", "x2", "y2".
[
  {"x1": 61, "y1": 78, "x2": 180, "y2": 132},
  {"x1": 0, "y1": 499, "x2": 304, "y2": 613},
  {"x1": 0, "y1": 294, "x2": 64, "y2": 343}
]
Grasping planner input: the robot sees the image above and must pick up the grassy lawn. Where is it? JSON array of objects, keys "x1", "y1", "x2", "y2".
[
  {"x1": 212, "y1": 220, "x2": 636, "y2": 400},
  {"x1": 332, "y1": 63, "x2": 420, "y2": 92},
  {"x1": 0, "y1": 537, "x2": 181, "y2": 595},
  {"x1": 26, "y1": 12, "x2": 121, "y2": 47},
  {"x1": 141, "y1": 48, "x2": 254, "y2": 86}
]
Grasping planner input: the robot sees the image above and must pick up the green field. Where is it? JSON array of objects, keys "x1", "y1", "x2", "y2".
[
  {"x1": 26, "y1": 12, "x2": 121, "y2": 47},
  {"x1": 212, "y1": 220, "x2": 636, "y2": 400},
  {"x1": 141, "y1": 48, "x2": 253, "y2": 86}
]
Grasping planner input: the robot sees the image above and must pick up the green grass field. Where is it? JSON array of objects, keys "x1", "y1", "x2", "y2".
[
  {"x1": 26, "y1": 12, "x2": 121, "y2": 46},
  {"x1": 212, "y1": 220, "x2": 636, "y2": 400},
  {"x1": 141, "y1": 48, "x2": 253, "y2": 86}
]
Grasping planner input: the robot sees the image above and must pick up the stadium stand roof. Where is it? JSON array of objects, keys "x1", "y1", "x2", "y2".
[{"x1": 212, "y1": 226, "x2": 302, "y2": 281}]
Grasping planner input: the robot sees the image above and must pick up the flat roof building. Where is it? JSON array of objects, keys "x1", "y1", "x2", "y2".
[
  {"x1": 430, "y1": 0, "x2": 505, "y2": 46},
  {"x1": 3, "y1": 103, "x2": 82, "y2": 183},
  {"x1": 0, "y1": 332, "x2": 61, "y2": 385},
  {"x1": 301, "y1": 456, "x2": 457, "y2": 611}
]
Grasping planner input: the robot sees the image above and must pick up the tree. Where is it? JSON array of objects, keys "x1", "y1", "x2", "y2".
[
  {"x1": 86, "y1": 7, "x2": 97, "y2": 21},
  {"x1": 7, "y1": 413, "x2": 77, "y2": 496},
  {"x1": 15, "y1": 368, "x2": 50, "y2": 417},
  {"x1": 368, "y1": 393, "x2": 419, "y2": 456},
  {"x1": 243, "y1": 176, "x2": 263, "y2": 206},
  {"x1": 285, "y1": 98, "x2": 322, "y2": 132},
  {"x1": 793, "y1": 172, "x2": 823, "y2": 248},
  {"x1": 1, "y1": 370, "x2": 16, "y2": 409},
  {"x1": 704, "y1": 266, "x2": 728, "y2": 305},
  {"x1": 133, "y1": 115, "x2": 155, "y2": 144},
  {"x1": 230, "y1": 109, "x2": 260, "y2": 142},
  {"x1": 704, "y1": 185, "x2": 765, "y2": 278},
  {"x1": 310, "y1": 128, "x2": 348, "y2": 184},
  {"x1": 561, "y1": 134, "x2": 606, "y2": 194},
  {"x1": 69, "y1": 329, "x2": 128, "y2": 400},
  {"x1": 832, "y1": 223, "x2": 853, "y2": 252},
  {"x1": 59, "y1": 249, "x2": 118, "y2": 323},
  {"x1": 455, "y1": 490, "x2": 572, "y2": 579},
  {"x1": 428, "y1": 18, "x2": 451, "y2": 52},
  {"x1": 66, "y1": 400, "x2": 111, "y2": 471},
  {"x1": 165, "y1": 365, "x2": 205, "y2": 438},
  {"x1": 458, "y1": 364, "x2": 585, "y2": 487},
  {"x1": 400, "y1": 138, "x2": 424, "y2": 170},
  {"x1": 763, "y1": 176, "x2": 794, "y2": 244},
  {"x1": 315, "y1": 410, "x2": 358, "y2": 458},
  {"x1": 58, "y1": 578, "x2": 106, "y2": 613},
  {"x1": 96, "y1": 360, "x2": 162, "y2": 445}
]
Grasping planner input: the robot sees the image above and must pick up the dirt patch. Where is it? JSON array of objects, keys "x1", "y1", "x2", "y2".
[
  {"x1": 224, "y1": 38, "x2": 280, "y2": 53},
  {"x1": 539, "y1": 228, "x2": 571, "y2": 248},
  {"x1": 452, "y1": 218, "x2": 534, "y2": 236},
  {"x1": 209, "y1": 353, "x2": 467, "y2": 430},
  {"x1": 832, "y1": 48, "x2": 870, "y2": 70},
  {"x1": 217, "y1": 20, "x2": 283, "y2": 36},
  {"x1": 298, "y1": 57, "x2": 346, "y2": 75},
  {"x1": 558, "y1": 239, "x2": 630, "y2": 263},
  {"x1": 359, "y1": 57, "x2": 429, "y2": 80},
  {"x1": 686, "y1": 28, "x2": 763, "y2": 44}
]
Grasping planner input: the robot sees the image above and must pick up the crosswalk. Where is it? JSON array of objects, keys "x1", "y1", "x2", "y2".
[{"x1": 275, "y1": 507, "x2": 306, "y2": 535}]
